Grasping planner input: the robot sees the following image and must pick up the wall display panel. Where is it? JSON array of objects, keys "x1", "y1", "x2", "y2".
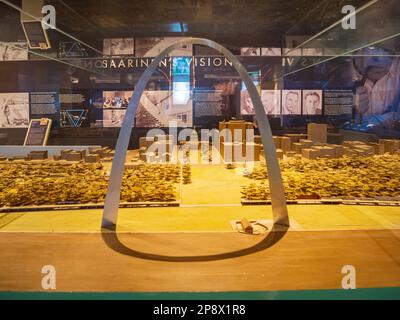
[
  {"x1": 194, "y1": 80, "x2": 240, "y2": 120},
  {"x1": 30, "y1": 92, "x2": 60, "y2": 128},
  {"x1": 59, "y1": 42, "x2": 89, "y2": 58},
  {"x1": 59, "y1": 90, "x2": 91, "y2": 127},
  {"x1": 283, "y1": 48, "x2": 302, "y2": 56},
  {"x1": 103, "y1": 109, "x2": 126, "y2": 127},
  {"x1": 302, "y1": 90, "x2": 322, "y2": 115},
  {"x1": 284, "y1": 35, "x2": 307, "y2": 56},
  {"x1": 193, "y1": 45, "x2": 240, "y2": 56},
  {"x1": 241, "y1": 90, "x2": 281, "y2": 115},
  {"x1": 24, "y1": 118, "x2": 52, "y2": 146},
  {"x1": 262, "y1": 90, "x2": 281, "y2": 115},
  {"x1": 0, "y1": 42, "x2": 28, "y2": 61},
  {"x1": 102, "y1": 90, "x2": 192, "y2": 128},
  {"x1": 103, "y1": 38, "x2": 134, "y2": 56},
  {"x1": 240, "y1": 47, "x2": 261, "y2": 56},
  {"x1": 172, "y1": 57, "x2": 191, "y2": 76},
  {"x1": 324, "y1": 90, "x2": 353, "y2": 115},
  {"x1": 194, "y1": 89, "x2": 228, "y2": 117},
  {"x1": 135, "y1": 37, "x2": 192, "y2": 57},
  {"x1": 261, "y1": 48, "x2": 281, "y2": 56},
  {"x1": 240, "y1": 70, "x2": 261, "y2": 114},
  {"x1": 240, "y1": 89, "x2": 254, "y2": 115},
  {"x1": 0, "y1": 92, "x2": 29, "y2": 128},
  {"x1": 103, "y1": 91, "x2": 132, "y2": 109},
  {"x1": 60, "y1": 109, "x2": 88, "y2": 128},
  {"x1": 302, "y1": 48, "x2": 324, "y2": 56},
  {"x1": 282, "y1": 90, "x2": 302, "y2": 115}
]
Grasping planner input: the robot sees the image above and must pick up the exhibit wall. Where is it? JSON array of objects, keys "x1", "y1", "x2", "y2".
[{"x1": 1, "y1": 36, "x2": 400, "y2": 146}]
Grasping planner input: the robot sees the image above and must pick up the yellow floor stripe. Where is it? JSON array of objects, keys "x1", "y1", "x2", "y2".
[{"x1": 0, "y1": 204, "x2": 399, "y2": 233}]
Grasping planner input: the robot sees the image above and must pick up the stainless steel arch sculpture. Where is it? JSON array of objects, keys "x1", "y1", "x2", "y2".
[{"x1": 101, "y1": 38, "x2": 289, "y2": 228}]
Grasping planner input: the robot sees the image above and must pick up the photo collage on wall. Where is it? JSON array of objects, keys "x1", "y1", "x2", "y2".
[
  {"x1": 101, "y1": 90, "x2": 192, "y2": 128},
  {"x1": 0, "y1": 42, "x2": 28, "y2": 61},
  {"x1": 240, "y1": 90, "x2": 346, "y2": 116},
  {"x1": 241, "y1": 47, "x2": 282, "y2": 56},
  {"x1": 0, "y1": 37, "x2": 367, "y2": 130}
]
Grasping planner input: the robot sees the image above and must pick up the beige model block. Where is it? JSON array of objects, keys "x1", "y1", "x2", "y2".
[
  {"x1": 227, "y1": 121, "x2": 246, "y2": 142},
  {"x1": 29, "y1": 150, "x2": 48, "y2": 160},
  {"x1": 155, "y1": 134, "x2": 173, "y2": 141},
  {"x1": 285, "y1": 151, "x2": 297, "y2": 158},
  {"x1": 394, "y1": 140, "x2": 400, "y2": 151},
  {"x1": 331, "y1": 145, "x2": 344, "y2": 158},
  {"x1": 139, "y1": 153, "x2": 147, "y2": 161},
  {"x1": 60, "y1": 149, "x2": 73, "y2": 160},
  {"x1": 253, "y1": 135, "x2": 262, "y2": 144},
  {"x1": 221, "y1": 142, "x2": 245, "y2": 162},
  {"x1": 379, "y1": 139, "x2": 399, "y2": 154},
  {"x1": 276, "y1": 149, "x2": 284, "y2": 159},
  {"x1": 218, "y1": 121, "x2": 227, "y2": 132},
  {"x1": 273, "y1": 136, "x2": 281, "y2": 149},
  {"x1": 307, "y1": 123, "x2": 327, "y2": 143},
  {"x1": 244, "y1": 128, "x2": 255, "y2": 142},
  {"x1": 139, "y1": 136, "x2": 154, "y2": 149},
  {"x1": 292, "y1": 142, "x2": 304, "y2": 154},
  {"x1": 85, "y1": 154, "x2": 101, "y2": 163},
  {"x1": 280, "y1": 136, "x2": 292, "y2": 152},
  {"x1": 369, "y1": 143, "x2": 385, "y2": 155},
  {"x1": 153, "y1": 141, "x2": 173, "y2": 154},
  {"x1": 299, "y1": 139, "x2": 314, "y2": 148},
  {"x1": 311, "y1": 146, "x2": 326, "y2": 157},
  {"x1": 284, "y1": 133, "x2": 308, "y2": 143},
  {"x1": 302, "y1": 148, "x2": 320, "y2": 159},
  {"x1": 245, "y1": 142, "x2": 261, "y2": 161},
  {"x1": 318, "y1": 146, "x2": 335, "y2": 158},
  {"x1": 66, "y1": 152, "x2": 82, "y2": 161},
  {"x1": 354, "y1": 146, "x2": 374, "y2": 156}
]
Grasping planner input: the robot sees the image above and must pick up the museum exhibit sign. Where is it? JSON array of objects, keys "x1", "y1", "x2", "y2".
[{"x1": 23, "y1": 118, "x2": 52, "y2": 146}]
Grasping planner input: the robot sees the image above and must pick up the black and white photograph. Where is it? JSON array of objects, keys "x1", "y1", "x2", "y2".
[
  {"x1": 262, "y1": 90, "x2": 281, "y2": 115},
  {"x1": 103, "y1": 38, "x2": 134, "y2": 56},
  {"x1": 0, "y1": 42, "x2": 28, "y2": 61},
  {"x1": 0, "y1": 92, "x2": 29, "y2": 128},
  {"x1": 241, "y1": 90, "x2": 281, "y2": 115},
  {"x1": 282, "y1": 90, "x2": 302, "y2": 115},
  {"x1": 103, "y1": 91, "x2": 132, "y2": 109},
  {"x1": 303, "y1": 90, "x2": 322, "y2": 115},
  {"x1": 261, "y1": 47, "x2": 282, "y2": 56},
  {"x1": 302, "y1": 48, "x2": 324, "y2": 56},
  {"x1": 102, "y1": 109, "x2": 126, "y2": 127},
  {"x1": 240, "y1": 89, "x2": 254, "y2": 114},
  {"x1": 240, "y1": 47, "x2": 261, "y2": 56},
  {"x1": 135, "y1": 37, "x2": 192, "y2": 57}
]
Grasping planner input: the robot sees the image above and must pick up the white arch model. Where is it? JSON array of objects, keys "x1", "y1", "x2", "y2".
[{"x1": 101, "y1": 38, "x2": 289, "y2": 228}]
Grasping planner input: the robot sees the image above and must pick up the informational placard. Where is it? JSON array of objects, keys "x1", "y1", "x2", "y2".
[
  {"x1": 324, "y1": 90, "x2": 353, "y2": 115},
  {"x1": 23, "y1": 118, "x2": 52, "y2": 146},
  {"x1": 21, "y1": 21, "x2": 51, "y2": 49},
  {"x1": 30, "y1": 92, "x2": 60, "y2": 128}
]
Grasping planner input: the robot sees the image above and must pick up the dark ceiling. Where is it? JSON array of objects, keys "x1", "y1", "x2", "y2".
[
  {"x1": 0, "y1": 0, "x2": 371, "y2": 48},
  {"x1": 50, "y1": 0, "x2": 369, "y2": 46},
  {"x1": 0, "y1": 0, "x2": 385, "y2": 52}
]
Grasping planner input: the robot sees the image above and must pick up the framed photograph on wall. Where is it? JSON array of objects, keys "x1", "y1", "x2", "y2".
[
  {"x1": 0, "y1": 92, "x2": 30, "y2": 128},
  {"x1": 303, "y1": 90, "x2": 323, "y2": 115},
  {"x1": 282, "y1": 90, "x2": 301, "y2": 115},
  {"x1": 103, "y1": 38, "x2": 134, "y2": 56}
]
